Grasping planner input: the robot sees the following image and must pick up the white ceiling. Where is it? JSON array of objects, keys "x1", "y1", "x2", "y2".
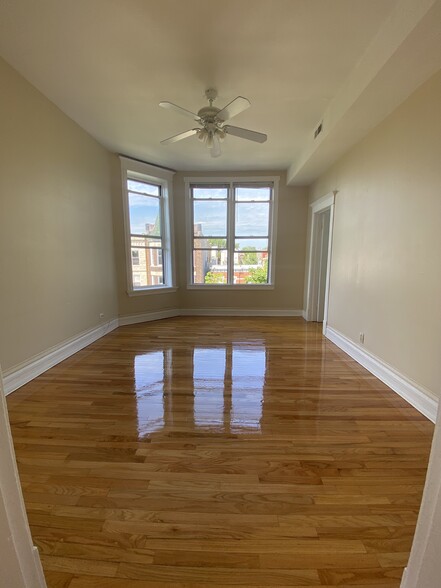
[{"x1": 0, "y1": 0, "x2": 400, "y2": 173}]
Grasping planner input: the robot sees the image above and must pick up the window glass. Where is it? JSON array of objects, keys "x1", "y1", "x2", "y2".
[
  {"x1": 235, "y1": 202, "x2": 269, "y2": 237},
  {"x1": 193, "y1": 200, "x2": 227, "y2": 237},
  {"x1": 235, "y1": 186, "x2": 271, "y2": 201},
  {"x1": 128, "y1": 193, "x2": 161, "y2": 236}
]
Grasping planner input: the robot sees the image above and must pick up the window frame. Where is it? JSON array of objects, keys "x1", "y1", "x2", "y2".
[
  {"x1": 121, "y1": 156, "x2": 176, "y2": 296},
  {"x1": 185, "y1": 176, "x2": 279, "y2": 289}
]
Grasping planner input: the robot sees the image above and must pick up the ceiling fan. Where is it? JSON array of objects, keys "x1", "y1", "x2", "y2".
[{"x1": 159, "y1": 89, "x2": 267, "y2": 158}]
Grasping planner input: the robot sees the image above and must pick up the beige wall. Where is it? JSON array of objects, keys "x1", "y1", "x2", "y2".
[
  {"x1": 174, "y1": 170, "x2": 308, "y2": 311},
  {"x1": 309, "y1": 70, "x2": 441, "y2": 398},
  {"x1": 0, "y1": 57, "x2": 118, "y2": 372}
]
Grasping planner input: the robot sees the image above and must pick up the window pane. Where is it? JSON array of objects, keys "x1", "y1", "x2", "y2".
[
  {"x1": 131, "y1": 236, "x2": 161, "y2": 248},
  {"x1": 193, "y1": 201, "x2": 227, "y2": 237},
  {"x1": 192, "y1": 186, "x2": 228, "y2": 199},
  {"x1": 235, "y1": 238, "x2": 268, "y2": 252},
  {"x1": 235, "y1": 202, "x2": 269, "y2": 236},
  {"x1": 235, "y1": 186, "x2": 271, "y2": 201},
  {"x1": 193, "y1": 250, "x2": 228, "y2": 284},
  {"x1": 131, "y1": 247, "x2": 164, "y2": 289},
  {"x1": 128, "y1": 179, "x2": 160, "y2": 196},
  {"x1": 234, "y1": 251, "x2": 269, "y2": 284},
  {"x1": 194, "y1": 237, "x2": 227, "y2": 249},
  {"x1": 129, "y1": 193, "x2": 161, "y2": 236}
]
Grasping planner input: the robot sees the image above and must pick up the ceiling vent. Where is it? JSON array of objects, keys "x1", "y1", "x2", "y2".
[{"x1": 314, "y1": 122, "x2": 323, "y2": 139}]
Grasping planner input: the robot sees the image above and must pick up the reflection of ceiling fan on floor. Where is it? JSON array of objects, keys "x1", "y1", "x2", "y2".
[{"x1": 159, "y1": 88, "x2": 267, "y2": 158}]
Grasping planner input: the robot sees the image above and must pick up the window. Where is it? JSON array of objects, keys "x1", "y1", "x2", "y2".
[
  {"x1": 121, "y1": 157, "x2": 175, "y2": 294},
  {"x1": 187, "y1": 178, "x2": 277, "y2": 286},
  {"x1": 131, "y1": 250, "x2": 140, "y2": 266}
]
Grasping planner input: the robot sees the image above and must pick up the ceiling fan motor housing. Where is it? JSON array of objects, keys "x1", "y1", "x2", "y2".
[{"x1": 197, "y1": 105, "x2": 221, "y2": 122}]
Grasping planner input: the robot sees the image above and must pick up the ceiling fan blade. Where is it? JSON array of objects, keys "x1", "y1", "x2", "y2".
[
  {"x1": 161, "y1": 129, "x2": 198, "y2": 145},
  {"x1": 216, "y1": 96, "x2": 250, "y2": 122},
  {"x1": 224, "y1": 125, "x2": 267, "y2": 143},
  {"x1": 159, "y1": 101, "x2": 201, "y2": 122},
  {"x1": 210, "y1": 134, "x2": 221, "y2": 158}
]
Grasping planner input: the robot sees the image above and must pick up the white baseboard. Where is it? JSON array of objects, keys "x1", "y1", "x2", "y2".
[
  {"x1": 179, "y1": 308, "x2": 303, "y2": 317},
  {"x1": 325, "y1": 326, "x2": 438, "y2": 423},
  {"x1": 3, "y1": 319, "x2": 119, "y2": 396},
  {"x1": 118, "y1": 309, "x2": 180, "y2": 326},
  {"x1": 302, "y1": 310, "x2": 308, "y2": 320}
]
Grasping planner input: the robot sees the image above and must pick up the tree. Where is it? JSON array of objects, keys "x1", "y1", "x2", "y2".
[
  {"x1": 245, "y1": 260, "x2": 268, "y2": 284},
  {"x1": 204, "y1": 271, "x2": 226, "y2": 284},
  {"x1": 241, "y1": 246, "x2": 258, "y2": 265},
  {"x1": 208, "y1": 238, "x2": 227, "y2": 248},
  {"x1": 208, "y1": 239, "x2": 226, "y2": 264}
]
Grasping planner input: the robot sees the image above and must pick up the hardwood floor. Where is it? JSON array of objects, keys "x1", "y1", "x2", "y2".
[{"x1": 7, "y1": 317, "x2": 434, "y2": 587}]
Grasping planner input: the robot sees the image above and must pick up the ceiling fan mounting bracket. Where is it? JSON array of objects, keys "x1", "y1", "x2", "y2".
[{"x1": 205, "y1": 88, "x2": 218, "y2": 104}]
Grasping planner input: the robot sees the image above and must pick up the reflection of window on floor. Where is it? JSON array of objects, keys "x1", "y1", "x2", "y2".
[
  {"x1": 232, "y1": 348, "x2": 265, "y2": 431},
  {"x1": 192, "y1": 346, "x2": 266, "y2": 431},
  {"x1": 134, "y1": 350, "x2": 171, "y2": 436},
  {"x1": 193, "y1": 348, "x2": 226, "y2": 427}
]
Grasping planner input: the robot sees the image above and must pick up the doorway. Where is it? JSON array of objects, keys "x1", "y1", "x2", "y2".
[{"x1": 305, "y1": 192, "x2": 335, "y2": 332}]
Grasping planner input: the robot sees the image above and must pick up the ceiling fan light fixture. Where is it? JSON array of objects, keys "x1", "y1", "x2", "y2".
[{"x1": 197, "y1": 128, "x2": 207, "y2": 142}]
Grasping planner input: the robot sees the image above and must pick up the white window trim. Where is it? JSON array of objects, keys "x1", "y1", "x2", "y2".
[
  {"x1": 184, "y1": 176, "x2": 279, "y2": 289},
  {"x1": 120, "y1": 156, "x2": 177, "y2": 296}
]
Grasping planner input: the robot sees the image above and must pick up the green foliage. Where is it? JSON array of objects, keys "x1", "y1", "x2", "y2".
[
  {"x1": 241, "y1": 246, "x2": 258, "y2": 265},
  {"x1": 208, "y1": 239, "x2": 227, "y2": 264},
  {"x1": 245, "y1": 260, "x2": 268, "y2": 284},
  {"x1": 208, "y1": 238, "x2": 227, "y2": 248},
  {"x1": 204, "y1": 271, "x2": 226, "y2": 284}
]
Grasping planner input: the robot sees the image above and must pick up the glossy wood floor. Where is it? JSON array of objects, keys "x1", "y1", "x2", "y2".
[{"x1": 7, "y1": 317, "x2": 434, "y2": 587}]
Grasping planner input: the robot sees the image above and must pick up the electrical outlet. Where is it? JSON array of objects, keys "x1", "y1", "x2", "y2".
[
  {"x1": 99, "y1": 313, "x2": 104, "y2": 319},
  {"x1": 359, "y1": 332, "x2": 365, "y2": 344}
]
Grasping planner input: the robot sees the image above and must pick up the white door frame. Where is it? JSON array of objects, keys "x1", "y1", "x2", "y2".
[
  {"x1": 0, "y1": 367, "x2": 46, "y2": 588},
  {"x1": 400, "y1": 402, "x2": 441, "y2": 587},
  {"x1": 304, "y1": 191, "x2": 336, "y2": 333}
]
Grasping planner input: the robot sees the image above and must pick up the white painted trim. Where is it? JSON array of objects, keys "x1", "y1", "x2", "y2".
[
  {"x1": 325, "y1": 325, "x2": 438, "y2": 423},
  {"x1": 0, "y1": 371, "x2": 47, "y2": 587},
  {"x1": 401, "y1": 400, "x2": 441, "y2": 587},
  {"x1": 311, "y1": 192, "x2": 335, "y2": 213},
  {"x1": 179, "y1": 308, "x2": 303, "y2": 317},
  {"x1": 184, "y1": 176, "x2": 279, "y2": 288},
  {"x1": 302, "y1": 310, "x2": 308, "y2": 320},
  {"x1": 118, "y1": 309, "x2": 180, "y2": 326},
  {"x1": 127, "y1": 286, "x2": 178, "y2": 297},
  {"x1": 183, "y1": 176, "x2": 279, "y2": 185},
  {"x1": 3, "y1": 319, "x2": 119, "y2": 396},
  {"x1": 186, "y1": 284, "x2": 274, "y2": 291},
  {"x1": 120, "y1": 156, "x2": 176, "y2": 296},
  {"x1": 322, "y1": 200, "x2": 335, "y2": 334}
]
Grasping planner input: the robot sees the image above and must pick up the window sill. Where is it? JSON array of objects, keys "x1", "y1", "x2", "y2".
[
  {"x1": 127, "y1": 286, "x2": 178, "y2": 297},
  {"x1": 186, "y1": 284, "x2": 275, "y2": 291}
]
